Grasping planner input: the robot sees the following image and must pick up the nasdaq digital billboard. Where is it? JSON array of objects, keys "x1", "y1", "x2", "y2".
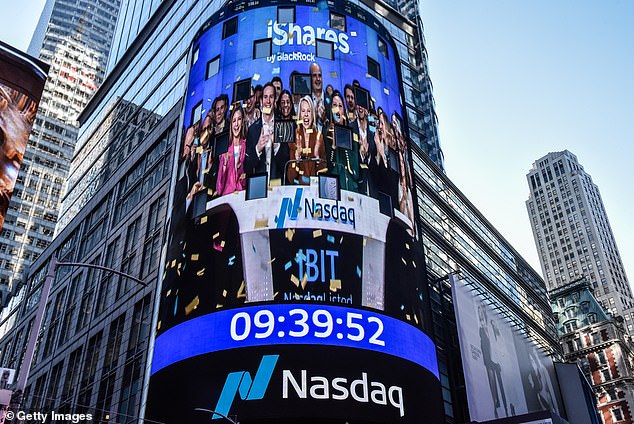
[
  {"x1": 0, "y1": 42, "x2": 48, "y2": 230},
  {"x1": 147, "y1": 1, "x2": 440, "y2": 422}
]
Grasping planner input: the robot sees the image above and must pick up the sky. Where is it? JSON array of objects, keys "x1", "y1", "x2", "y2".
[
  {"x1": 421, "y1": 0, "x2": 634, "y2": 281},
  {"x1": 0, "y1": 0, "x2": 632, "y2": 284}
]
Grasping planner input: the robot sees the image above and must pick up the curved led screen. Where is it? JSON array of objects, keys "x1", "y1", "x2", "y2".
[{"x1": 147, "y1": 1, "x2": 441, "y2": 423}]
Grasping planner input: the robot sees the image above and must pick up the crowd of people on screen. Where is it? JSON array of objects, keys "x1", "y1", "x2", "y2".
[{"x1": 179, "y1": 61, "x2": 414, "y2": 223}]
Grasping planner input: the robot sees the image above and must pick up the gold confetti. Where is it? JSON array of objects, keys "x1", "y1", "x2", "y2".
[
  {"x1": 270, "y1": 178, "x2": 281, "y2": 187},
  {"x1": 292, "y1": 115, "x2": 298, "y2": 120},
  {"x1": 332, "y1": 106, "x2": 340, "y2": 114},
  {"x1": 360, "y1": 163, "x2": 368, "y2": 169},
  {"x1": 223, "y1": 289, "x2": 227, "y2": 298},
  {"x1": 383, "y1": 87, "x2": 390, "y2": 95},
  {"x1": 268, "y1": 257, "x2": 277, "y2": 264},
  {"x1": 197, "y1": 268, "x2": 206, "y2": 276},
  {"x1": 306, "y1": 128, "x2": 314, "y2": 134},
  {"x1": 414, "y1": 314, "x2": 419, "y2": 324},
  {"x1": 255, "y1": 218, "x2": 268, "y2": 228},
  {"x1": 350, "y1": 31, "x2": 357, "y2": 36},
  {"x1": 285, "y1": 228, "x2": 295, "y2": 241},
  {"x1": 353, "y1": 133, "x2": 358, "y2": 141},
  {"x1": 406, "y1": 314, "x2": 411, "y2": 321},
  {"x1": 262, "y1": 107, "x2": 272, "y2": 115},
  {"x1": 196, "y1": 146, "x2": 203, "y2": 154},
  {"x1": 237, "y1": 281, "x2": 246, "y2": 298},
  {"x1": 274, "y1": 291, "x2": 279, "y2": 299},
  {"x1": 363, "y1": 238, "x2": 367, "y2": 247},
  {"x1": 301, "y1": 273, "x2": 308, "y2": 289},
  {"x1": 157, "y1": 321, "x2": 161, "y2": 330},
  {"x1": 291, "y1": 274, "x2": 300, "y2": 287},
  {"x1": 253, "y1": 73, "x2": 261, "y2": 81},
  {"x1": 313, "y1": 229, "x2": 322, "y2": 238},
  {"x1": 213, "y1": 232, "x2": 220, "y2": 239},
  {"x1": 405, "y1": 243, "x2": 410, "y2": 250},
  {"x1": 412, "y1": 261, "x2": 417, "y2": 268},
  {"x1": 339, "y1": 236, "x2": 344, "y2": 244},
  {"x1": 401, "y1": 257, "x2": 407, "y2": 265},
  {"x1": 166, "y1": 289, "x2": 171, "y2": 297},
  {"x1": 216, "y1": 304, "x2": 224, "y2": 308},
  {"x1": 330, "y1": 71, "x2": 338, "y2": 78},
  {"x1": 171, "y1": 260, "x2": 176, "y2": 268},
  {"x1": 185, "y1": 296, "x2": 199, "y2": 315},
  {"x1": 302, "y1": 147, "x2": 312, "y2": 154},
  {"x1": 191, "y1": 254, "x2": 199, "y2": 261},
  {"x1": 349, "y1": 112, "x2": 356, "y2": 120},
  {"x1": 201, "y1": 216, "x2": 208, "y2": 224},
  {"x1": 220, "y1": 240, "x2": 226, "y2": 248},
  {"x1": 330, "y1": 279, "x2": 342, "y2": 292}
]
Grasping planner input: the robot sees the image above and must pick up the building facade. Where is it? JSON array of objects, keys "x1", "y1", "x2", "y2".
[
  {"x1": 526, "y1": 150, "x2": 633, "y2": 327},
  {"x1": 0, "y1": 0, "x2": 569, "y2": 423},
  {"x1": 551, "y1": 279, "x2": 634, "y2": 424},
  {"x1": 0, "y1": 0, "x2": 122, "y2": 292}
]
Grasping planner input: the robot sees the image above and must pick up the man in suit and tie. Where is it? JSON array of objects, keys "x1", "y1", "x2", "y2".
[{"x1": 246, "y1": 82, "x2": 289, "y2": 182}]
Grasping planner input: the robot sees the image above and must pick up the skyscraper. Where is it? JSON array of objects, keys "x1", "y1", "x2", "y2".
[
  {"x1": 526, "y1": 150, "x2": 633, "y2": 325},
  {"x1": 0, "y1": 0, "x2": 121, "y2": 291}
]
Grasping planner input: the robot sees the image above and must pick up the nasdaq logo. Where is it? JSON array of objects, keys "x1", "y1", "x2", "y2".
[
  {"x1": 276, "y1": 188, "x2": 303, "y2": 228},
  {"x1": 213, "y1": 355, "x2": 279, "y2": 419}
]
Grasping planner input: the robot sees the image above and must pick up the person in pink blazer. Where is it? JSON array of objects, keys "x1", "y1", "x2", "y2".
[{"x1": 216, "y1": 104, "x2": 247, "y2": 196}]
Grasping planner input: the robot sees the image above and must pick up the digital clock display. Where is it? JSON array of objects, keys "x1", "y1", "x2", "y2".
[{"x1": 152, "y1": 303, "x2": 438, "y2": 378}]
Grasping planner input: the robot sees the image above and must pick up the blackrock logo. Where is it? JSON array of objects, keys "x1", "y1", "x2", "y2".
[{"x1": 213, "y1": 355, "x2": 405, "y2": 418}]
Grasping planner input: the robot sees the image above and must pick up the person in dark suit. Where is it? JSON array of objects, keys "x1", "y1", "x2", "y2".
[
  {"x1": 246, "y1": 83, "x2": 289, "y2": 182},
  {"x1": 350, "y1": 99, "x2": 375, "y2": 196}
]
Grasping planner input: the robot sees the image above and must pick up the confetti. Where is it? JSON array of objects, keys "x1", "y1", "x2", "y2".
[
  {"x1": 270, "y1": 178, "x2": 281, "y2": 187},
  {"x1": 255, "y1": 218, "x2": 268, "y2": 228},
  {"x1": 173, "y1": 297, "x2": 178, "y2": 316},
  {"x1": 350, "y1": 31, "x2": 357, "y2": 36},
  {"x1": 223, "y1": 289, "x2": 227, "y2": 298},
  {"x1": 274, "y1": 291, "x2": 279, "y2": 299},
  {"x1": 166, "y1": 289, "x2": 171, "y2": 297},
  {"x1": 360, "y1": 163, "x2": 368, "y2": 169},
  {"x1": 414, "y1": 314, "x2": 419, "y2": 324},
  {"x1": 291, "y1": 274, "x2": 300, "y2": 287},
  {"x1": 363, "y1": 238, "x2": 367, "y2": 247},
  {"x1": 262, "y1": 107, "x2": 272, "y2": 115},
  {"x1": 285, "y1": 228, "x2": 295, "y2": 241},
  {"x1": 171, "y1": 260, "x2": 176, "y2": 268},
  {"x1": 356, "y1": 266, "x2": 361, "y2": 278},
  {"x1": 216, "y1": 304, "x2": 224, "y2": 308},
  {"x1": 301, "y1": 273, "x2": 308, "y2": 289},
  {"x1": 313, "y1": 229, "x2": 322, "y2": 238},
  {"x1": 327, "y1": 235, "x2": 335, "y2": 244},
  {"x1": 330, "y1": 279, "x2": 342, "y2": 292},
  {"x1": 306, "y1": 128, "x2": 314, "y2": 134},
  {"x1": 330, "y1": 71, "x2": 338, "y2": 78},
  {"x1": 253, "y1": 73, "x2": 261, "y2": 81},
  {"x1": 339, "y1": 236, "x2": 344, "y2": 244},
  {"x1": 157, "y1": 321, "x2": 161, "y2": 330},
  {"x1": 196, "y1": 268, "x2": 206, "y2": 276},
  {"x1": 412, "y1": 261, "x2": 417, "y2": 268},
  {"x1": 191, "y1": 254, "x2": 199, "y2": 261},
  {"x1": 401, "y1": 257, "x2": 407, "y2": 265},
  {"x1": 348, "y1": 112, "x2": 356, "y2": 120},
  {"x1": 332, "y1": 106, "x2": 340, "y2": 114},
  {"x1": 237, "y1": 281, "x2": 246, "y2": 298},
  {"x1": 228, "y1": 255, "x2": 236, "y2": 266},
  {"x1": 201, "y1": 216, "x2": 208, "y2": 224},
  {"x1": 285, "y1": 261, "x2": 293, "y2": 270},
  {"x1": 405, "y1": 243, "x2": 410, "y2": 250},
  {"x1": 383, "y1": 87, "x2": 390, "y2": 95},
  {"x1": 406, "y1": 314, "x2": 411, "y2": 321},
  {"x1": 185, "y1": 296, "x2": 199, "y2": 315},
  {"x1": 268, "y1": 257, "x2": 276, "y2": 264}
]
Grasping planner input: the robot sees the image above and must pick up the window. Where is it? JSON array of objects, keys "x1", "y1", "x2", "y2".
[
  {"x1": 206, "y1": 55, "x2": 220, "y2": 79},
  {"x1": 222, "y1": 16, "x2": 238, "y2": 39},
  {"x1": 329, "y1": 12, "x2": 346, "y2": 31},
  {"x1": 253, "y1": 38, "x2": 272, "y2": 59},
  {"x1": 316, "y1": 39, "x2": 334, "y2": 60},
  {"x1": 192, "y1": 46, "x2": 199, "y2": 65},
  {"x1": 367, "y1": 57, "x2": 381, "y2": 81},
  {"x1": 612, "y1": 406, "x2": 624, "y2": 422},
  {"x1": 377, "y1": 37, "x2": 389, "y2": 59},
  {"x1": 278, "y1": 6, "x2": 295, "y2": 23}
]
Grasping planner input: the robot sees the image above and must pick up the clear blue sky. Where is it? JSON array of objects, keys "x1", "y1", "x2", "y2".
[
  {"x1": 1, "y1": 0, "x2": 633, "y2": 285},
  {"x1": 422, "y1": 0, "x2": 634, "y2": 282}
]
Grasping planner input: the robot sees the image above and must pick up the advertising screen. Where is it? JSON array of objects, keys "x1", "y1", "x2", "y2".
[
  {"x1": 0, "y1": 42, "x2": 48, "y2": 230},
  {"x1": 451, "y1": 277, "x2": 563, "y2": 422},
  {"x1": 147, "y1": 1, "x2": 440, "y2": 423}
]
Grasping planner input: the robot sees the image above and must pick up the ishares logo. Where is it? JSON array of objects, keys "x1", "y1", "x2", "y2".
[
  {"x1": 267, "y1": 21, "x2": 350, "y2": 53},
  {"x1": 213, "y1": 355, "x2": 279, "y2": 419}
]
